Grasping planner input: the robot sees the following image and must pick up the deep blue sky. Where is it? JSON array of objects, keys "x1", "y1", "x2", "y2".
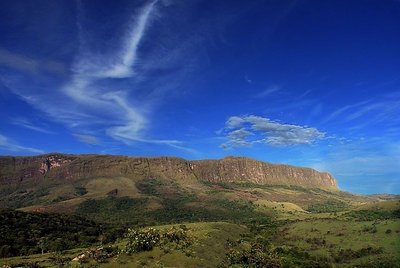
[{"x1": 1, "y1": 0, "x2": 399, "y2": 194}]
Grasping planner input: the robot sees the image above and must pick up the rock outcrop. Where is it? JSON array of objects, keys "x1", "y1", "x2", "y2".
[{"x1": 0, "y1": 154, "x2": 338, "y2": 189}]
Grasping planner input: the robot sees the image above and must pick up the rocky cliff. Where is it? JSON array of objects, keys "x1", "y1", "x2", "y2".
[{"x1": 0, "y1": 154, "x2": 337, "y2": 189}]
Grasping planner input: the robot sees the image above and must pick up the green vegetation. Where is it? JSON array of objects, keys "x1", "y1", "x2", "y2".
[
  {"x1": 0, "y1": 210, "x2": 122, "y2": 258},
  {"x1": 345, "y1": 208, "x2": 400, "y2": 221},
  {"x1": 75, "y1": 178, "x2": 271, "y2": 226},
  {"x1": 0, "y1": 173, "x2": 399, "y2": 267},
  {"x1": 306, "y1": 200, "x2": 350, "y2": 213},
  {"x1": 124, "y1": 225, "x2": 192, "y2": 255}
]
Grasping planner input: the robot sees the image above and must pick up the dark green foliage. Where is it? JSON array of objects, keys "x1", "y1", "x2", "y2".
[
  {"x1": 76, "y1": 179, "x2": 271, "y2": 226},
  {"x1": 74, "y1": 186, "x2": 88, "y2": 196},
  {"x1": 361, "y1": 225, "x2": 377, "y2": 233},
  {"x1": 0, "y1": 209, "x2": 117, "y2": 257},
  {"x1": 49, "y1": 252, "x2": 71, "y2": 267},
  {"x1": 221, "y1": 242, "x2": 282, "y2": 268},
  {"x1": 220, "y1": 217, "x2": 337, "y2": 268},
  {"x1": 332, "y1": 246, "x2": 384, "y2": 263},
  {"x1": 345, "y1": 209, "x2": 400, "y2": 220},
  {"x1": 307, "y1": 201, "x2": 350, "y2": 213},
  {"x1": 357, "y1": 257, "x2": 400, "y2": 268},
  {"x1": 0, "y1": 188, "x2": 49, "y2": 209},
  {"x1": 135, "y1": 178, "x2": 165, "y2": 195},
  {"x1": 76, "y1": 196, "x2": 148, "y2": 224}
]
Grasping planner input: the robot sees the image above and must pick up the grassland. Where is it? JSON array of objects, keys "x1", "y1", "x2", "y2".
[
  {"x1": 0, "y1": 175, "x2": 399, "y2": 267},
  {"x1": 1, "y1": 198, "x2": 399, "y2": 267}
]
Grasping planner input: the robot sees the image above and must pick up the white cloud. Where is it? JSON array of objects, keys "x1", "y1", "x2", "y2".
[
  {"x1": 61, "y1": 1, "x2": 163, "y2": 144},
  {"x1": 73, "y1": 1, "x2": 157, "y2": 79},
  {"x1": 1, "y1": 1, "x2": 195, "y2": 152},
  {"x1": 226, "y1": 116, "x2": 245, "y2": 129},
  {"x1": 0, "y1": 133, "x2": 43, "y2": 154},
  {"x1": 221, "y1": 115, "x2": 325, "y2": 148},
  {"x1": 0, "y1": 48, "x2": 66, "y2": 75},
  {"x1": 73, "y1": 134, "x2": 99, "y2": 145}
]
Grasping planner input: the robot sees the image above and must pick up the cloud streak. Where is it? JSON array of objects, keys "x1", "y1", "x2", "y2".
[
  {"x1": 12, "y1": 118, "x2": 54, "y2": 134},
  {"x1": 1, "y1": 0, "x2": 195, "y2": 152},
  {"x1": 254, "y1": 85, "x2": 281, "y2": 98},
  {"x1": 221, "y1": 115, "x2": 325, "y2": 148},
  {"x1": 0, "y1": 48, "x2": 66, "y2": 75},
  {"x1": 73, "y1": 134, "x2": 100, "y2": 145},
  {"x1": 323, "y1": 95, "x2": 400, "y2": 127},
  {"x1": 62, "y1": 0, "x2": 180, "y2": 146},
  {"x1": 0, "y1": 133, "x2": 43, "y2": 154}
]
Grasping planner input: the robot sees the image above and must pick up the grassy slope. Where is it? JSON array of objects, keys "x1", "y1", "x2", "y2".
[
  {"x1": 1, "y1": 204, "x2": 399, "y2": 267},
  {"x1": 1, "y1": 173, "x2": 399, "y2": 267},
  {"x1": 0, "y1": 222, "x2": 248, "y2": 268},
  {"x1": 2, "y1": 204, "x2": 398, "y2": 267}
]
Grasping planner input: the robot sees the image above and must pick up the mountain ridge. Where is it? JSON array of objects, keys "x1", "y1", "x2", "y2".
[{"x1": 0, "y1": 153, "x2": 337, "y2": 190}]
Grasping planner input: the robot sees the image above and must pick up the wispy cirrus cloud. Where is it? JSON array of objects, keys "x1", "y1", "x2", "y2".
[
  {"x1": 72, "y1": 0, "x2": 157, "y2": 79},
  {"x1": 0, "y1": 133, "x2": 43, "y2": 154},
  {"x1": 1, "y1": 0, "x2": 192, "y2": 151},
  {"x1": 309, "y1": 138, "x2": 400, "y2": 193},
  {"x1": 254, "y1": 85, "x2": 281, "y2": 98},
  {"x1": 63, "y1": 0, "x2": 158, "y2": 140},
  {"x1": 323, "y1": 94, "x2": 400, "y2": 127},
  {"x1": 221, "y1": 115, "x2": 325, "y2": 148},
  {"x1": 73, "y1": 134, "x2": 99, "y2": 145},
  {"x1": 12, "y1": 118, "x2": 54, "y2": 134},
  {"x1": 0, "y1": 48, "x2": 66, "y2": 75}
]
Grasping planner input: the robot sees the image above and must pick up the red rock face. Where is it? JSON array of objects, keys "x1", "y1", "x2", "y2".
[
  {"x1": 0, "y1": 154, "x2": 338, "y2": 190},
  {"x1": 190, "y1": 157, "x2": 337, "y2": 189}
]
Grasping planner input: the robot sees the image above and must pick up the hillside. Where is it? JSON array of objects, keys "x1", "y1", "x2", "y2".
[
  {"x1": 0, "y1": 153, "x2": 378, "y2": 221},
  {"x1": 0, "y1": 153, "x2": 399, "y2": 267}
]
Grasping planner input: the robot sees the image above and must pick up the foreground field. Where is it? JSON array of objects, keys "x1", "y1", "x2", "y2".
[
  {"x1": 1, "y1": 171, "x2": 399, "y2": 267},
  {"x1": 1, "y1": 210, "x2": 399, "y2": 267},
  {"x1": 0, "y1": 222, "x2": 248, "y2": 268}
]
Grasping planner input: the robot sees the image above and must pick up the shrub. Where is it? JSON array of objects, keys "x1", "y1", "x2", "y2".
[
  {"x1": 124, "y1": 225, "x2": 193, "y2": 254},
  {"x1": 361, "y1": 225, "x2": 377, "y2": 233},
  {"x1": 125, "y1": 228, "x2": 160, "y2": 253},
  {"x1": 222, "y1": 242, "x2": 282, "y2": 268}
]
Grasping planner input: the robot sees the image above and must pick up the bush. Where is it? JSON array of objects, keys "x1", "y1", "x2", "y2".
[
  {"x1": 125, "y1": 228, "x2": 160, "y2": 253},
  {"x1": 361, "y1": 225, "x2": 377, "y2": 233},
  {"x1": 124, "y1": 226, "x2": 193, "y2": 255},
  {"x1": 222, "y1": 242, "x2": 282, "y2": 268},
  {"x1": 161, "y1": 226, "x2": 191, "y2": 247}
]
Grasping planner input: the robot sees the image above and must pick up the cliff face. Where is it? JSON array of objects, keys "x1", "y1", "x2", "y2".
[
  {"x1": 0, "y1": 154, "x2": 337, "y2": 189},
  {"x1": 191, "y1": 156, "x2": 337, "y2": 189}
]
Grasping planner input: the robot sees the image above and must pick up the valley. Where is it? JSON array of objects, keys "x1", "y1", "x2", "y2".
[{"x1": 0, "y1": 154, "x2": 399, "y2": 267}]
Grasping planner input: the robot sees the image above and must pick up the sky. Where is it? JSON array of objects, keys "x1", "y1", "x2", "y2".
[{"x1": 0, "y1": 0, "x2": 399, "y2": 194}]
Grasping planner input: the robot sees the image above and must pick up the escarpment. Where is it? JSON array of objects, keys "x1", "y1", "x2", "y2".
[
  {"x1": 0, "y1": 154, "x2": 337, "y2": 189},
  {"x1": 190, "y1": 156, "x2": 337, "y2": 189}
]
